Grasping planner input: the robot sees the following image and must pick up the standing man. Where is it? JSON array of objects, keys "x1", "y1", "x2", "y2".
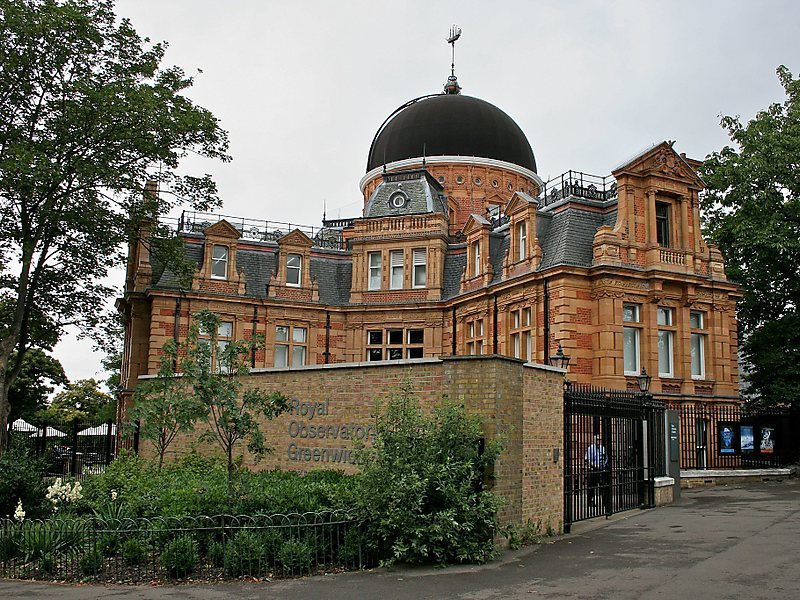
[{"x1": 585, "y1": 434, "x2": 608, "y2": 508}]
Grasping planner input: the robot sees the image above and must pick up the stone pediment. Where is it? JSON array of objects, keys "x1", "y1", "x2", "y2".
[
  {"x1": 203, "y1": 219, "x2": 241, "y2": 239},
  {"x1": 505, "y1": 192, "x2": 538, "y2": 216},
  {"x1": 278, "y1": 228, "x2": 313, "y2": 247},
  {"x1": 613, "y1": 141, "x2": 703, "y2": 186},
  {"x1": 462, "y1": 213, "x2": 491, "y2": 236}
]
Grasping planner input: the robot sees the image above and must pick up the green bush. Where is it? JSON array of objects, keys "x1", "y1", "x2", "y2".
[
  {"x1": 80, "y1": 547, "x2": 103, "y2": 576},
  {"x1": 0, "y1": 448, "x2": 49, "y2": 519},
  {"x1": 39, "y1": 552, "x2": 56, "y2": 575},
  {"x1": 278, "y1": 539, "x2": 313, "y2": 573},
  {"x1": 120, "y1": 538, "x2": 148, "y2": 565},
  {"x1": 207, "y1": 540, "x2": 225, "y2": 568},
  {"x1": 223, "y1": 529, "x2": 278, "y2": 577},
  {"x1": 18, "y1": 521, "x2": 83, "y2": 563},
  {"x1": 160, "y1": 535, "x2": 198, "y2": 578},
  {"x1": 0, "y1": 528, "x2": 18, "y2": 561},
  {"x1": 356, "y1": 386, "x2": 503, "y2": 566}
]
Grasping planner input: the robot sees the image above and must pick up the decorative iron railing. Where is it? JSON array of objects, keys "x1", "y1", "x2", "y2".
[
  {"x1": 540, "y1": 171, "x2": 618, "y2": 207},
  {"x1": 163, "y1": 211, "x2": 347, "y2": 250},
  {"x1": 0, "y1": 511, "x2": 372, "y2": 582}
]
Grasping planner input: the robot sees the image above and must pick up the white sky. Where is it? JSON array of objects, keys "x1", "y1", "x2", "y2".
[{"x1": 53, "y1": 0, "x2": 800, "y2": 387}]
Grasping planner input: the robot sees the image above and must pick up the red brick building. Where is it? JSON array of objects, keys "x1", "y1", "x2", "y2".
[{"x1": 119, "y1": 72, "x2": 741, "y2": 421}]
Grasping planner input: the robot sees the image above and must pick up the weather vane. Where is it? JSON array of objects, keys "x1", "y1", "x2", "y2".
[
  {"x1": 447, "y1": 25, "x2": 462, "y2": 77},
  {"x1": 444, "y1": 25, "x2": 462, "y2": 94}
]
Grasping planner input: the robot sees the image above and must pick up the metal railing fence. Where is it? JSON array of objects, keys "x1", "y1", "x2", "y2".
[{"x1": 0, "y1": 511, "x2": 372, "y2": 582}]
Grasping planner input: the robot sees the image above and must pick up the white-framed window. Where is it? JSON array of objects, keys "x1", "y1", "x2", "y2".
[
  {"x1": 657, "y1": 306, "x2": 675, "y2": 378},
  {"x1": 466, "y1": 318, "x2": 484, "y2": 355},
  {"x1": 368, "y1": 252, "x2": 382, "y2": 290},
  {"x1": 274, "y1": 325, "x2": 307, "y2": 367},
  {"x1": 517, "y1": 221, "x2": 527, "y2": 261},
  {"x1": 211, "y1": 245, "x2": 228, "y2": 279},
  {"x1": 509, "y1": 307, "x2": 533, "y2": 361},
  {"x1": 390, "y1": 250, "x2": 404, "y2": 290},
  {"x1": 199, "y1": 320, "x2": 233, "y2": 372},
  {"x1": 472, "y1": 241, "x2": 481, "y2": 277},
  {"x1": 286, "y1": 253, "x2": 302, "y2": 287},
  {"x1": 412, "y1": 248, "x2": 427, "y2": 288},
  {"x1": 622, "y1": 302, "x2": 641, "y2": 376},
  {"x1": 690, "y1": 311, "x2": 706, "y2": 380}
]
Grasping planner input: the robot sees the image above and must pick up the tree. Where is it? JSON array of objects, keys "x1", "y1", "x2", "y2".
[
  {"x1": 40, "y1": 378, "x2": 115, "y2": 423},
  {"x1": 127, "y1": 338, "x2": 205, "y2": 469},
  {"x1": 8, "y1": 349, "x2": 68, "y2": 421},
  {"x1": 0, "y1": 0, "x2": 230, "y2": 453},
  {"x1": 182, "y1": 310, "x2": 289, "y2": 496},
  {"x1": 700, "y1": 66, "x2": 800, "y2": 407}
]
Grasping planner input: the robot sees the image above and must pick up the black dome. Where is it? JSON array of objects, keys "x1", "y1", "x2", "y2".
[{"x1": 367, "y1": 94, "x2": 536, "y2": 173}]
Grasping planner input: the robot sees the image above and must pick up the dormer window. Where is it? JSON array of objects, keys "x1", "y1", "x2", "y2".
[
  {"x1": 211, "y1": 245, "x2": 228, "y2": 279},
  {"x1": 286, "y1": 253, "x2": 302, "y2": 287},
  {"x1": 472, "y1": 241, "x2": 481, "y2": 276},
  {"x1": 389, "y1": 191, "x2": 408, "y2": 209},
  {"x1": 517, "y1": 221, "x2": 527, "y2": 261}
]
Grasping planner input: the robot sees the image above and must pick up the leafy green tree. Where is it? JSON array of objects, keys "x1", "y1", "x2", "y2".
[
  {"x1": 356, "y1": 384, "x2": 503, "y2": 565},
  {"x1": 127, "y1": 339, "x2": 205, "y2": 469},
  {"x1": 182, "y1": 310, "x2": 290, "y2": 496},
  {"x1": 39, "y1": 378, "x2": 114, "y2": 423},
  {"x1": 700, "y1": 66, "x2": 800, "y2": 407},
  {"x1": 0, "y1": 0, "x2": 230, "y2": 453},
  {"x1": 8, "y1": 349, "x2": 68, "y2": 421}
]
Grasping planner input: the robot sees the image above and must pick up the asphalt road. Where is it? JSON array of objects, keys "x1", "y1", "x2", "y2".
[{"x1": 2, "y1": 480, "x2": 799, "y2": 599}]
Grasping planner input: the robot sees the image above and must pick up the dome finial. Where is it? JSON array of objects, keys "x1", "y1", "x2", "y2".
[{"x1": 444, "y1": 25, "x2": 462, "y2": 95}]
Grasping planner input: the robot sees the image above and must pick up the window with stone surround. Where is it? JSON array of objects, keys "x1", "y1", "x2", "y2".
[
  {"x1": 275, "y1": 324, "x2": 307, "y2": 367},
  {"x1": 211, "y1": 245, "x2": 228, "y2": 279},
  {"x1": 509, "y1": 307, "x2": 533, "y2": 361},
  {"x1": 366, "y1": 328, "x2": 424, "y2": 360},
  {"x1": 390, "y1": 250, "x2": 404, "y2": 290},
  {"x1": 368, "y1": 251, "x2": 382, "y2": 290},
  {"x1": 623, "y1": 302, "x2": 641, "y2": 376},
  {"x1": 655, "y1": 201, "x2": 671, "y2": 247},
  {"x1": 465, "y1": 317, "x2": 485, "y2": 356},
  {"x1": 199, "y1": 320, "x2": 233, "y2": 373},
  {"x1": 657, "y1": 306, "x2": 675, "y2": 378},
  {"x1": 286, "y1": 253, "x2": 302, "y2": 287},
  {"x1": 690, "y1": 311, "x2": 706, "y2": 380},
  {"x1": 412, "y1": 248, "x2": 427, "y2": 288},
  {"x1": 472, "y1": 241, "x2": 481, "y2": 277},
  {"x1": 517, "y1": 221, "x2": 527, "y2": 261}
]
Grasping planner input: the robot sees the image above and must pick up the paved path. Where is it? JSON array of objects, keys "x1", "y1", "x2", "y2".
[{"x1": 2, "y1": 480, "x2": 799, "y2": 599}]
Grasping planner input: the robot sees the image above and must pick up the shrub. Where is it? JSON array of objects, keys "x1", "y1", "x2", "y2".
[
  {"x1": 207, "y1": 540, "x2": 225, "y2": 568},
  {"x1": 120, "y1": 538, "x2": 148, "y2": 566},
  {"x1": 0, "y1": 528, "x2": 18, "y2": 561},
  {"x1": 278, "y1": 539, "x2": 313, "y2": 573},
  {"x1": 0, "y1": 448, "x2": 49, "y2": 519},
  {"x1": 356, "y1": 386, "x2": 503, "y2": 566},
  {"x1": 18, "y1": 520, "x2": 83, "y2": 563},
  {"x1": 223, "y1": 529, "x2": 272, "y2": 577},
  {"x1": 80, "y1": 547, "x2": 103, "y2": 576},
  {"x1": 161, "y1": 535, "x2": 198, "y2": 578},
  {"x1": 39, "y1": 552, "x2": 55, "y2": 575}
]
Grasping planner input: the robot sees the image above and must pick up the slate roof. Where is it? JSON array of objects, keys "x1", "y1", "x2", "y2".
[
  {"x1": 310, "y1": 257, "x2": 352, "y2": 305},
  {"x1": 364, "y1": 173, "x2": 448, "y2": 218},
  {"x1": 442, "y1": 249, "x2": 467, "y2": 300}
]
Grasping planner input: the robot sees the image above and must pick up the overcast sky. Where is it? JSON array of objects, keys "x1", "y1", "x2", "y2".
[{"x1": 53, "y1": 0, "x2": 800, "y2": 389}]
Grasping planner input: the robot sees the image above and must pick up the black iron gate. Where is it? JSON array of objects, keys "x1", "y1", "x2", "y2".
[{"x1": 564, "y1": 384, "x2": 665, "y2": 532}]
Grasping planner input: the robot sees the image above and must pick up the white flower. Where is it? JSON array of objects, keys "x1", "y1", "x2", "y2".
[
  {"x1": 45, "y1": 479, "x2": 83, "y2": 507},
  {"x1": 13, "y1": 500, "x2": 25, "y2": 522},
  {"x1": 110, "y1": 489, "x2": 118, "y2": 501}
]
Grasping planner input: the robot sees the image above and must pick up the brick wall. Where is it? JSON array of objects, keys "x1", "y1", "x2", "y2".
[{"x1": 136, "y1": 355, "x2": 565, "y2": 530}]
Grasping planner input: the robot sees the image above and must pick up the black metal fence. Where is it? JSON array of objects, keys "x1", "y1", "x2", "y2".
[
  {"x1": 0, "y1": 511, "x2": 371, "y2": 582},
  {"x1": 564, "y1": 384, "x2": 665, "y2": 532},
  {"x1": 6, "y1": 419, "x2": 116, "y2": 480},
  {"x1": 667, "y1": 402, "x2": 797, "y2": 470}
]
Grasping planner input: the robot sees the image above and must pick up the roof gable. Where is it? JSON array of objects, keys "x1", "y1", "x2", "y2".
[
  {"x1": 278, "y1": 228, "x2": 313, "y2": 247},
  {"x1": 203, "y1": 219, "x2": 241, "y2": 239},
  {"x1": 612, "y1": 141, "x2": 702, "y2": 186}
]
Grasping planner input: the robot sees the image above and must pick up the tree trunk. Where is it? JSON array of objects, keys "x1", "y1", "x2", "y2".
[
  {"x1": 227, "y1": 444, "x2": 234, "y2": 508},
  {"x1": 0, "y1": 384, "x2": 10, "y2": 454}
]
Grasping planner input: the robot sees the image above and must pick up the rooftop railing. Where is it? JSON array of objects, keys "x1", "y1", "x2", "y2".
[
  {"x1": 163, "y1": 211, "x2": 346, "y2": 250},
  {"x1": 540, "y1": 171, "x2": 618, "y2": 207}
]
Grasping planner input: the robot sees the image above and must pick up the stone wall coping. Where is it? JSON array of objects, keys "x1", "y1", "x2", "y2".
[
  {"x1": 654, "y1": 476, "x2": 675, "y2": 488},
  {"x1": 681, "y1": 469, "x2": 791, "y2": 478},
  {"x1": 138, "y1": 355, "x2": 565, "y2": 380}
]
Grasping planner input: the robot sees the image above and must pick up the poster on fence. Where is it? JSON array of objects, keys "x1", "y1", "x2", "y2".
[
  {"x1": 717, "y1": 422, "x2": 737, "y2": 455},
  {"x1": 740, "y1": 425, "x2": 755, "y2": 453},
  {"x1": 760, "y1": 427, "x2": 775, "y2": 454}
]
